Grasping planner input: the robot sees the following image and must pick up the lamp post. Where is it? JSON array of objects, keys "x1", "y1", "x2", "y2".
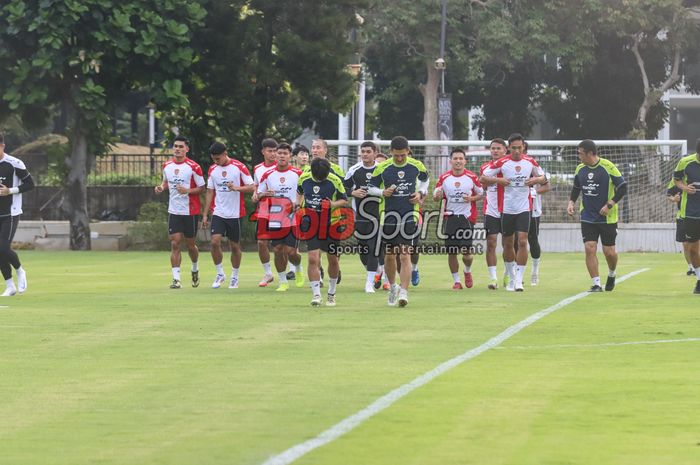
[
  {"x1": 147, "y1": 99, "x2": 156, "y2": 176},
  {"x1": 437, "y1": 0, "x2": 452, "y2": 171}
]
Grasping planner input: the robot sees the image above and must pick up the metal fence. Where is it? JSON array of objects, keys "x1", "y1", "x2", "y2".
[{"x1": 89, "y1": 153, "x2": 171, "y2": 185}]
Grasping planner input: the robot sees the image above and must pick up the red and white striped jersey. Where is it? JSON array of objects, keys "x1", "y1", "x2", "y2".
[
  {"x1": 257, "y1": 166, "x2": 303, "y2": 202},
  {"x1": 434, "y1": 169, "x2": 483, "y2": 223},
  {"x1": 480, "y1": 160, "x2": 504, "y2": 218},
  {"x1": 254, "y1": 162, "x2": 276, "y2": 185},
  {"x1": 483, "y1": 155, "x2": 544, "y2": 215},
  {"x1": 162, "y1": 158, "x2": 205, "y2": 215},
  {"x1": 207, "y1": 159, "x2": 254, "y2": 219}
]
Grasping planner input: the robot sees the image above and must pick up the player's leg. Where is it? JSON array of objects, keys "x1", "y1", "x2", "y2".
[
  {"x1": 529, "y1": 216, "x2": 541, "y2": 286},
  {"x1": 581, "y1": 222, "x2": 602, "y2": 291},
  {"x1": 226, "y1": 218, "x2": 242, "y2": 289},
  {"x1": 501, "y1": 214, "x2": 517, "y2": 290},
  {"x1": 681, "y1": 218, "x2": 700, "y2": 293},
  {"x1": 462, "y1": 251, "x2": 474, "y2": 288},
  {"x1": 512, "y1": 212, "x2": 530, "y2": 292},
  {"x1": 600, "y1": 223, "x2": 618, "y2": 291},
  {"x1": 287, "y1": 239, "x2": 304, "y2": 288},
  {"x1": 210, "y1": 233, "x2": 226, "y2": 289},
  {"x1": 7, "y1": 216, "x2": 26, "y2": 293},
  {"x1": 257, "y1": 219, "x2": 274, "y2": 286},
  {"x1": 0, "y1": 217, "x2": 16, "y2": 296},
  {"x1": 307, "y1": 240, "x2": 322, "y2": 305},
  {"x1": 183, "y1": 215, "x2": 200, "y2": 287},
  {"x1": 484, "y1": 215, "x2": 500, "y2": 289},
  {"x1": 397, "y1": 245, "x2": 412, "y2": 307},
  {"x1": 168, "y1": 221, "x2": 184, "y2": 289},
  {"x1": 273, "y1": 242, "x2": 289, "y2": 291},
  {"x1": 448, "y1": 253, "x2": 461, "y2": 289},
  {"x1": 325, "y1": 245, "x2": 340, "y2": 306}
]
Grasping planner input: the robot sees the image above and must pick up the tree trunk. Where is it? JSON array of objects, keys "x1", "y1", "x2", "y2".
[
  {"x1": 250, "y1": 16, "x2": 275, "y2": 167},
  {"x1": 64, "y1": 117, "x2": 92, "y2": 250},
  {"x1": 419, "y1": 59, "x2": 440, "y2": 142}
]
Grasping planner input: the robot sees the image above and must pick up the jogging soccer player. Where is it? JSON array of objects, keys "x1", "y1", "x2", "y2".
[
  {"x1": 252, "y1": 138, "x2": 278, "y2": 287},
  {"x1": 480, "y1": 138, "x2": 507, "y2": 289},
  {"x1": 368, "y1": 136, "x2": 429, "y2": 307},
  {"x1": 255, "y1": 143, "x2": 304, "y2": 291},
  {"x1": 567, "y1": 139, "x2": 627, "y2": 292},
  {"x1": 520, "y1": 144, "x2": 551, "y2": 286},
  {"x1": 154, "y1": 136, "x2": 205, "y2": 289},
  {"x1": 0, "y1": 134, "x2": 34, "y2": 296},
  {"x1": 666, "y1": 177, "x2": 695, "y2": 276},
  {"x1": 434, "y1": 148, "x2": 483, "y2": 289},
  {"x1": 201, "y1": 142, "x2": 256, "y2": 289},
  {"x1": 374, "y1": 152, "x2": 390, "y2": 290},
  {"x1": 344, "y1": 141, "x2": 382, "y2": 293},
  {"x1": 297, "y1": 158, "x2": 349, "y2": 306},
  {"x1": 481, "y1": 133, "x2": 547, "y2": 291},
  {"x1": 673, "y1": 141, "x2": 700, "y2": 294}
]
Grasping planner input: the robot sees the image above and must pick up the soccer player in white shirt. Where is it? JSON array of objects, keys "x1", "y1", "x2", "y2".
[
  {"x1": 202, "y1": 142, "x2": 256, "y2": 289},
  {"x1": 434, "y1": 148, "x2": 484, "y2": 289},
  {"x1": 255, "y1": 143, "x2": 304, "y2": 291},
  {"x1": 252, "y1": 138, "x2": 278, "y2": 286},
  {"x1": 481, "y1": 133, "x2": 547, "y2": 291},
  {"x1": 480, "y1": 138, "x2": 507, "y2": 289},
  {"x1": 154, "y1": 136, "x2": 206, "y2": 289}
]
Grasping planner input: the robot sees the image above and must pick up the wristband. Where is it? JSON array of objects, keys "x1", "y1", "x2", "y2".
[{"x1": 9, "y1": 187, "x2": 19, "y2": 195}]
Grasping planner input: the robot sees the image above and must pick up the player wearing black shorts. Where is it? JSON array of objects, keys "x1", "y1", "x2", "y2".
[{"x1": 673, "y1": 143, "x2": 700, "y2": 294}]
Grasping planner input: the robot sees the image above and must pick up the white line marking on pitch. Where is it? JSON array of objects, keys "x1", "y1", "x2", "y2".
[
  {"x1": 495, "y1": 337, "x2": 700, "y2": 351},
  {"x1": 260, "y1": 268, "x2": 650, "y2": 465}
]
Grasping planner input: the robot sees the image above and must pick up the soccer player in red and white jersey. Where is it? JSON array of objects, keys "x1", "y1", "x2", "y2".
[
  {"x1": 480, "y1": 138, "x2": 507, "y2": 289},
  {"x1": 434, "y1": 148, "x2": 483, "y2": 290},
  {"x1": 481, "y1": 133, "x2": 548, "y2": 291},
  {"x1": 202, "y1": 142, "x2": 256, "y2": 289},
  {"x1": 255, "y1": 143, "x2": 304, "y2": 291},
  {"x1": 154, "y1": 136, "x2": 206, "y2": 289},
  {"x1": 252, "y1": 138, "x2": 278, "y2": 286}
]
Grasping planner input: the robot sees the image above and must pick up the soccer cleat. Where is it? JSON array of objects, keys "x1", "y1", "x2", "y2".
[
  {"x1": 505, "y1": 281, "x2": 515, "y2": 292},
  {"x1": 211, "y1": 274, "x2": 226, "y2": 289},
  {"x1": 228, "y1": 276, "x2": 239, "y2": 289},
  {"x1": 191, "y1": 270, "x2": 200, "y2": 288},
  {"x1": 589, "y1": 285, "x2": 603, "y2": 292},
  {"x1": 1, "y1": 286, "x2": 17, "y2": 297},
  {"x1": 337, "y1": 269, "x2": 342, "y2": 285},
  {"x1": 488, "y1": 279, "x2": 498, "y2": 290},
  {"x1": 503, "y1": 273, "x2": 510, "y2": 288},
  {"x1": 382, "y1": 281, "x2": 390, "y2": 291},
  {"x1": 452, "y1": 282, "x2": 463, "y2": 290},
  {"x1": 170, "y1": 279, "x2": 181, "y2": 289},
  {"x1": 531, "y1": 273, "x2": 539, "y2": 286},
  {"x1": 365, "y1": 283, "x2": 376, "y2": 293},
  {"x1": 464, "y1": 272, "x2": 474, "y2": 289},
  {"x1": 411, "y1": 269, "x2": 420, "y2": 286},
  {"x1": 258, "y1": 274, "x2": 274, "y2": 287},
  {"x1": 326, "y1": 294, "x2": 336, "y2": 306},
  {"x1": 17, "y1": 269, "x2": 27, "y2": 293},
  {"x1": 387, "y1": 284, "x2": 399, "y2": 306},
  {"x1": 398, "y1": 288, "x2": 409, "y2": 307},
  {"x1": 286, "y1": 270, "x2": 296, "y2": 281},
  {"x1": 687, "y1": 269, "x2": 695, "y2": 276},
  {"x1": 311, "y1": 295, "x2": 322, "y2": 306},
  {"x1": 515, "y1": 283, "x2": 524, "y2": 292},
  {"x1": 374, "y1": 274, "x2": 382, "y2": 290},
  {"x1": 276, "y1": 282, "x2": 290, "y2": 292},
  {"x1": 295, "y1": 271, "x2": 305, "y2": 288},
  {"x1": 694, "y1": 281, "x2": 700, "y2": 295},
  {"x1": 605, "y1": 275, "x2": 616, "y2": 292}
]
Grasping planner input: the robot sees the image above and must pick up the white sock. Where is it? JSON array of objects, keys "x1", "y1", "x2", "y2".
[
  {"x1": 488, "y1": 266, "x2": 497, "y2": 280},
  {"x1": 451, "y1": 272, "x2": 460, "y2": 283},
  {"x1": 412, "y1": 263, "x2": 419, "y2": 272},
  {"x1": 215, "y1": 263, "x2": 224, "y2": 275},
  {"x1": 532, "y1": 258, "x2": 540, "y2": 274},
  {"x1": 328, "y1": 277, "x2": 338, "y2": 295},
  {"x1": 263, "y1": 262, "x2": 272, "y2": 275},
  {"x1": 191, "y1": 262, "x2": 198, "y2": 272},
  {"x1": 506, "y1": 261, "x2": 516, "y2": 279},
  {"x1": 592, "y1": 276, "x2": 601, "y2": 286},
  {"x1": 231, "y1": 267, "x2": 239, "y2": 279},
  {"x1": 608, "y1": 269, "x2": 616, "y2": 278},
  {"x1": 689, "y1": 263, "x2": 695, "y2": 272},
  {"x1": 463, "y1": 266, "x2": 471, "y2": 274},
  {"x1": 695, "y1": 267, "x2": 700, "y2": 280},
  {"x1": 516, "y1": 265, "x2": 526, "y2": 285},
  {"x1": 5, "y1": 278, "x2": 15, "y2": 289},
  {"x1": 296, "y1": 263, "x2": 303, "y2": 273},
  {"x1": 366, "y1": 271, "x2": 375, "y2": 287},
  {"x1": 289, "y1": 263, "x2": 297, "y2": 272},
  {"x1": 172, "y1": 267, "x2": 181, "y2": 280},
  {"x1": 16, "y1": 266, "x2": 24, "y2": 274},
  {"x1": 311, "y1": 281, "x2": 321, "y2": 296},
  {"x1": 377, "y1": 265, "x2": 384, "y2": 276},
  {"x1": 278, "y1": 272, "x2": 288, "y2": 284}
]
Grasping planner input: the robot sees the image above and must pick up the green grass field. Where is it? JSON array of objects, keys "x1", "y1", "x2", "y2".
[{"x1": 1, "y1": 251, "x2": 698, "y2": 465}]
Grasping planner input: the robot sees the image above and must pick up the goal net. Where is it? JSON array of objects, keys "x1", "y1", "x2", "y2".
[{"x1": 325, "y1": 140, "x2": 687, "y2": 224}]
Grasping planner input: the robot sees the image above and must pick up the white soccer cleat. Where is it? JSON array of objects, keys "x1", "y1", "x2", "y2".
[
  {"x1": 258, "y1": 274, "x2": 274, "y2": 287},
  {"x1": 1, "y1": 286, "x2": 17, "y2": 297},
  {"x1": 326, "y1": 294, "x2": 336, "y2": 306},
  {"x1": 310, "y1": 295, "x2": 322, "y2": 307},
  {"x1": 17, "y1": 269, "x2": 27, "y2": 293},
  {"x1": 398, "y1": 289, "x2": 408, "y2": 307},
  {"x1": 364, "y1": 283, "x2": 376, "y2": 294},
  {"x1": 212, "y1": 274, "x2": 226, "y2": 289},
  {"x1": 387, "y1": 284, "x2": 399, "y2": 306},
  {"x1": 531, "y1": 273, "x2": 539, "y2": 286},
  {"x1": 505, "y1": 281, "x2": 516, "y2": 292},
  {"x1": 228, "y1": 276, "x2": 239, "y2": 289},
  {"x1": 515, "y1": 283, "x2": 524, "y2": 292}
]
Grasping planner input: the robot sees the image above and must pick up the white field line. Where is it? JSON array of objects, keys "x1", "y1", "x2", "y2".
[
  {"x1": 495, "y1": 337, "x2": 700, "y2": 351},
  {"x1": 260, "y1": 268, "x2": 650, "y2": 465}
]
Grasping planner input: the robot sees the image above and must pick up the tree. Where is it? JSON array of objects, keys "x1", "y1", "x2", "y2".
[{"x1": 0, "y1": 0, "x2": 205, "y2": 249}]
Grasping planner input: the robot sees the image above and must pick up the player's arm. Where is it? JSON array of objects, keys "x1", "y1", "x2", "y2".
[
  {"x1": 525, "y1": 166, "x2": 548, "y2": 187},
  {"x1": 567, "y1": 173, "x2": 581, "y2": 216},
  {"x1": 202, "y1": 188, "x2": 215, "y2": 228},
  {"x1": 367, "y1": 166, "x2": 388, "y2": 197},
  {"x1": 465, "y1": 184, "x2": 484, "y2": 203},
  {"x1": 155, "y1": 174, "x2": 167, "y2": 193},
  {"x1": 480, "y1": 166, "x2": 508, "y2": 186},
  {"x1": 410, "y1": 164, "x2": 429, "y2": 204},
  {"x1": 674, "y1": 163, "x2": 696, "y2": 194},
  {"x1": 600, "y1": 168, "x2": 628, "y2": 215}
]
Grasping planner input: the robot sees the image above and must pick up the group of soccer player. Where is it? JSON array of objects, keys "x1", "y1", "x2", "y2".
[{"x1": 154, "y1": 132, "x2": 700, "y2": 307}]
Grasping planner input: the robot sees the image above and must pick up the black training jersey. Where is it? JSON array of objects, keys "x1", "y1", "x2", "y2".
[
  {"x1": 344, "y1": 161, "x2": 380, "y2": 221},
  {"x1": 0, "y1": 154, "x2": 34, "y2": 217},
  {"x1": 370, "y1": 157, "x2": 429, "y2": 224},
  {"x1": 297, "y1": 172, "x2": 347, "y2": 214}
]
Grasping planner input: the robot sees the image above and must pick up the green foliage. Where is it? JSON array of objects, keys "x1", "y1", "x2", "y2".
[
  {"x1": 127, "y1": 201, "x2": 170, "y2": 250},
  {"x1": 88, "y1": 174, "x2": 162, "y2": 186}
]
